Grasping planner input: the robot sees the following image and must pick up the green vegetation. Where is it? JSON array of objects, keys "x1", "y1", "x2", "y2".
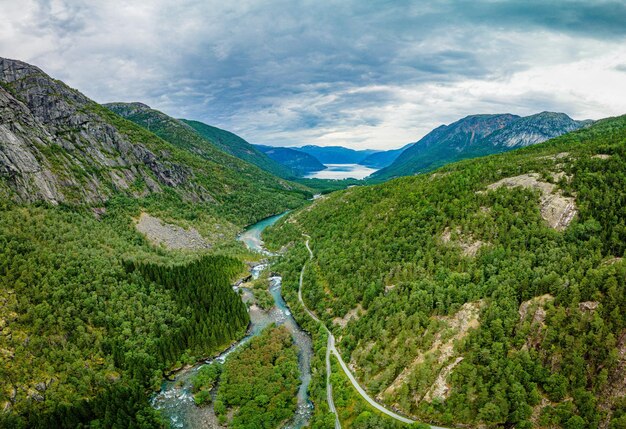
[
  {"x1": 294, "y1": 178, "x2": 364, "y2": 194},
  {"x1": 181, "y1": 119, "x2": 296, "y2": 179},
  {"x1": 215, "y1": 325, "x2": 301, "y2": 428},
  {"x1": 248, "y1": 271, "x2": 275, "y2": 311},
  {"x1": 0, "y1": 203, "x2": 249, "y2": 427},
  {"x1": 329, "y1": 355, "x2": 414, "y2": 429},
  {"x1": 191, "y1": 363, "x2": 222, "y2": 406},
  {"x1": 99, "y1": 103, "x2": 311, "y2": 226},
  {"x1": 266, "y1": 115, "x2": 626, "y2": 428},
  {"x1": 268, "y1": 243, "x2": 411, "y2": 429}
]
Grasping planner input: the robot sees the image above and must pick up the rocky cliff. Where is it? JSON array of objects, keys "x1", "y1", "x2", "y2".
[
  {"x1": 0, "y1": 58, "x2": 308, "y2": 213},
  {"x1": 0, "y1": 58, "x2": 197, "y2": 204}
]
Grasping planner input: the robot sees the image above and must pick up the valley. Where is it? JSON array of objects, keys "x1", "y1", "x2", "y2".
[
  {"x1": 152, "y1": 212, "x2": 313, "y2": 429},
  {"x1": 1, "y1": 35, "x2": 624, "y2": 429}
]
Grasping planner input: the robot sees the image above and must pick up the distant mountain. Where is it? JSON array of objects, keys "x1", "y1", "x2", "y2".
[
  {"x1": 360, "y1": 143, "x2": 414, "y2": 169},
  {"x1": 371, "y1": 112, "x2": 591, "y2": 180},
  {"x1": 256, "y1": 145, "x2": 326, "y2": 176},
  {"x1": 180, "y1": 119, "x2": 296, "y2": 179},
  {"x1": 295, "y1": 145, "x2": 379, "y2": 164},
  {"x1": 478, "y1": 112, "x2": 594, "y2": 153}
]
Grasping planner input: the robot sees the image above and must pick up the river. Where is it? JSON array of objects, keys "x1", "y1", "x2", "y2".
[{"x1": 151, "y1": 212, "x2": 313, "y2": 428}]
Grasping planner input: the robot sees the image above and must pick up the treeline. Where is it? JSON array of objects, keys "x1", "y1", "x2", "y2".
[
  {"x1": 264, "y1": 115, "x2": 626, "y2": 428},
  {"x1": 2, "y1": 382, "x2": 162, "y2": 429}
]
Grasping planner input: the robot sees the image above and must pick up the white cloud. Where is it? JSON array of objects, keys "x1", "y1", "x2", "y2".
[{"x1": 0, "y1": 0, "x2": 625, "y2": 150}]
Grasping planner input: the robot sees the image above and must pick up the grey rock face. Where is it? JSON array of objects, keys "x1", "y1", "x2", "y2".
[
  {"x1": 0, "y1": 57, "x2": 201, "y2": 204},
  {"x1": 485, "y1": 112, "x2": 590, "y2": 149},
  {"x1": 372, "y1": 112, "x2": 591, "y2": 180}
]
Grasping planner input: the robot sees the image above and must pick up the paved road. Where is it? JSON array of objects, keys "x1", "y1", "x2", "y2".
[
  {"x1": 300, "y1": 237, "x2": 341, "y2": 429},
  {"x1": 299, "y1": 238, "x2": 416, "y2": 426}
]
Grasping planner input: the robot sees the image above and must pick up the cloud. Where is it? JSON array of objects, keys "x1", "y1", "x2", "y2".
[{"x1": 1, "y1": 0, "x2": 625, "y2": 149}]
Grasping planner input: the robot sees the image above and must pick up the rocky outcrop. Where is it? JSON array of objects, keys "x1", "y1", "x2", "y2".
[
  {"x1": 135, "y1": 212, "x2": 211, "y2": 250},
  {"x1": 0, "y1": 57, "x2": 206, "y2": 204},
  {"x1": 441, "y1": 226, "x2": 486, "y2": 257},
  {"x1": 380, "y1": 300, "x2": 483, "y2": 405},
  {"x1": 486, "y1": 112, "x2": 591, "y2": 148},
  {"x1": 487, "y1": 173, "x2": 577, "y2": 230}
]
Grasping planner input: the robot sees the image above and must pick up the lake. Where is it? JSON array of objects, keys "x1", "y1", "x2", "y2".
[{"x1": 304, "y1": 163, "x2": 378, "y2": 180}]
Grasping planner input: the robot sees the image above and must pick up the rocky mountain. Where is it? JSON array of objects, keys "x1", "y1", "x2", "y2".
[
  {"x1": 360, "y1": 143, "x2": 414, "y2": 169},
  {"x1": 256, "y1": 144, "x2": 326, "y2": 176},
  {"x1": 295, "y1": 145, "x2": 379, "y2": 164},
  {"x1": 480, "y1": 111, "x2": 594, "y2": 151},
  {"x1": 371, "y1": 112, "x2": 591, "y2": 180},
  {"x1": 180, "y1": 119, "x2": 296, "y2": 179},
  {"x1": 0, "y1": 57, "x2": 309, "y2": 222}
]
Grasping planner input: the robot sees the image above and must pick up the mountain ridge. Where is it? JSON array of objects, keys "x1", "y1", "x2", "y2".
[
  {"x1": 180, "y1": 118, "x2": 297, "y2": 179},
  {"x1": 372, "y1": 111, "x2": 591, "y2": 180},
  {"x1": 256, "y1": 144, "x2": 327, "y2": 175},
  {"x1": 294, "y1": 145, "x2": 379, "y2": 164},
  {"x1": 0, "y1": 57, "x2": 309, "y2": 224}
]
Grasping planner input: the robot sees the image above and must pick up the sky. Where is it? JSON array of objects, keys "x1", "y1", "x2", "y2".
[{"x1": 1, "y1": 0, "x2": 626, "y2": 150}]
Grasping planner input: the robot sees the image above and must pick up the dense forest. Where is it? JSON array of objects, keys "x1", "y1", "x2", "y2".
[
  {"x1": 214, "y1": 325, "x2": 301, "y2": 428},
  {"x1": 0, "y1": 203, "x2": 249, "y2": 428},
  {"x1": 269, "y1": 246, "x2": 410, "y2": 429},
  {"x1": 265, "y1": 115, "x2": 626, "y2": 428}
]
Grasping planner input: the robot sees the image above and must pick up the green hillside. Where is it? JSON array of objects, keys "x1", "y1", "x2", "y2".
[
  {"x1": 0, "y1": 57, "x2": 310, "y2": 426},
  {"x1": 265, "y1": 115, "x2": 626, "y2": 429},
  {"x1": 181, "y1": 119, "x2": 297, "y2": 179},
  {"x1": 256, "y1": 144, "x2": 327, "y2": 176},
  {"x1": 104, "y1": 102, "x2": 310, "y2": 224}
]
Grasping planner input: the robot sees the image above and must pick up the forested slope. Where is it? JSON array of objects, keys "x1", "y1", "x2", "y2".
[
  {"x1": 0, "y1": 203, "x2": 249, "y2": 427},
  {"x1": 266, "y1": 115, "x2": 626, "y2": 428},
  {"x1": 0, "y1": 57, "x2": 310, "y2": 427},
  {"x1": 180, "y1": 119, "x2": 297, "y2": 179},
  {"x1": 103, "y1": 102, "x2": 310, "y2": 224}
]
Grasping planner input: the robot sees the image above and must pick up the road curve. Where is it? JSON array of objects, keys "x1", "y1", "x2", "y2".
[
  {"x1": 299, "y1": 238, "x2": 416, "y2": 426},
  {"x1": 300, "y1": 237, "x2": 341, "y2": 429}
]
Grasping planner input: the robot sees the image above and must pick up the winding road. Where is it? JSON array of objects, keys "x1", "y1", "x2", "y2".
[{"x1": 298, "y1": 237, "x2": 416, "y2": 426}]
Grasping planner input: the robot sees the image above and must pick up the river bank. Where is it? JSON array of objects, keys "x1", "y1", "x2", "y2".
[{"x1": 151, "y1": 212, "x2": 313, "y2": 428}]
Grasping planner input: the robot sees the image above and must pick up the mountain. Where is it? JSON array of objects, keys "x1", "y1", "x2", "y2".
[
  {"x1": 479, "y1": 111, "x2": 594, "y2": 152},
  {"x1": 256, "y1": 144, "x2": 326, "y2": 176},
  {"x1": 295, "y1": 145, "x2": 379, "y2": 164},
  {"x1": 265, "y1": 115, "x2": 626, "y2": 428},
  {"x1": 102, "y1": 102, "x2": 310, "y2": 224},
  {"x1": 359, "y1": 143, "x2": 414, "y2": 169},
  {"x1": 179, "y1": 119, "x2": 296, "y2": 179},
  {"x1": 0, "y1": 57, "x2": 316, "y2": 427},
  {"x1": 0, "y1": 58, "x2": 309, "y2": 224},
  {"x1": 371, "y1": 112, "x2": 591, "y2": 180}
]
